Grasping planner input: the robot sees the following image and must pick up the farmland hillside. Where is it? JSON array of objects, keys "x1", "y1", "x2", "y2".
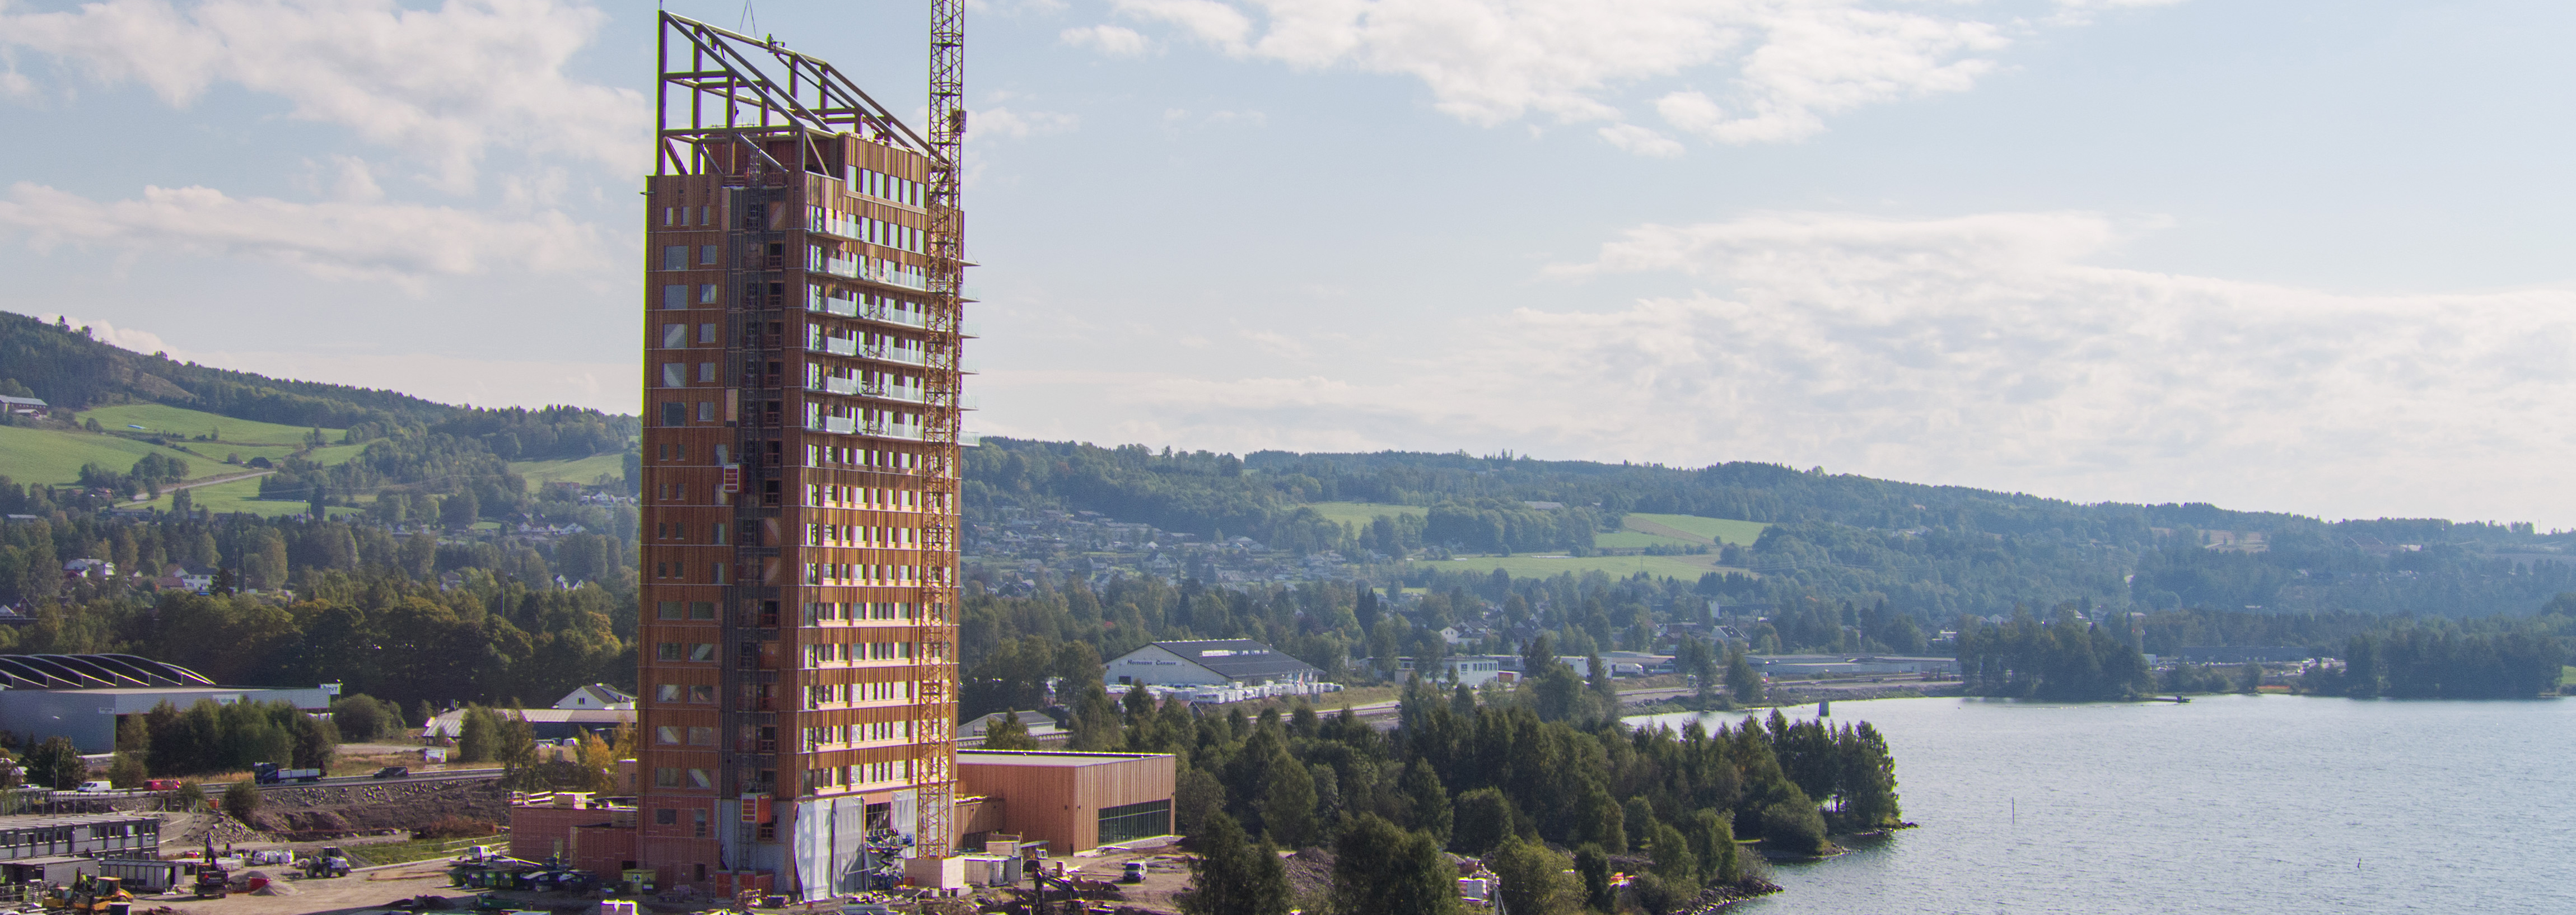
[
  {"x1": 964, "y1": 438, "x2": 2576, "y2": 621},
  {"x1": 0, "y1": 310, "x2": 637, "y2": 512}
]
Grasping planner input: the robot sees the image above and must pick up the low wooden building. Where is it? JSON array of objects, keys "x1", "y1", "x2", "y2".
[{"x1": 955, "y1": 750, "x2": 1174, "y2": 853}]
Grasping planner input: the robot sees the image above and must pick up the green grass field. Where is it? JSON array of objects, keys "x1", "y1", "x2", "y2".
[
  {"x1": 0, "y1": 424, "x2": 209, "y2": 485},
  {"x1": 132, "y1": 475, "x2": 361, "y2": 518},
  {"x1": 511, "y1": 452, "x2": 626, "y2": 487},
  {"x1": 1432, "y1": 552, "x2": 1746, "y2": 581},
  {"x1": 1302, "y1": 501, "x2": 1427, "y2": 528},
  {"x1": 1595, "y1": 528, "x2": 1703, "y2": 549},
  {"x1": 76, "y1": 403, "x2": 342, "y2": 445},
  {"x1": 1623, "y1": 512, "x2": 1770, "y2": 546}
]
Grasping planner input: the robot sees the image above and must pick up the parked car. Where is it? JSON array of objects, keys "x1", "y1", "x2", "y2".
[
  {"x1": 75, "y1": 781, "x2": 114, "y2": 793},
  {"x1": 371, "y1": 766, "x2": 410, "y2": 779},
  {"x1": 144, "y1": 778, "x2": 183, "y2": 791}
]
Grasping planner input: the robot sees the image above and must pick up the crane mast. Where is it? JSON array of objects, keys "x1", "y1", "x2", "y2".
[{"x1": 915, "y1": 0, "x2": 967, "y2": 857}]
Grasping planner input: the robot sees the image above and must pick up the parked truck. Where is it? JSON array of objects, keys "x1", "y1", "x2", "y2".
[{"x1": 251, "y1": 763, "x2": 323, "y2": 785}]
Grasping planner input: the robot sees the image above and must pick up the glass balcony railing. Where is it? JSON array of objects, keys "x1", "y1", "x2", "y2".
[
  {"x1": 862, "y1": 420, "x2": 925, "y2": 441},
  {"x1": 806, "y1": 286, "x2": 929, "y2": 328}
]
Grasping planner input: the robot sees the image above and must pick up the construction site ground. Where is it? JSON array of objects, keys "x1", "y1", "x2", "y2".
[
  {"x1": 115, "y1": 861, "x2": 470, "y2": 915},
  {"x1": 952, "y1": 838, "x2": 1196, "y2": 915}
]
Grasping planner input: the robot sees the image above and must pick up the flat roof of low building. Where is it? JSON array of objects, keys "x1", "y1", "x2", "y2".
[
  {"x1": 956, "y1": 750, "x2": 1171, "y2": 768},
  {"x1": 0, "y1": 814, "x2": 159, "y2": 828}
]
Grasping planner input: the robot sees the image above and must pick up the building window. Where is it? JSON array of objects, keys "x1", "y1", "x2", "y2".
[
  {"x1": 663, "y1": 245, "x2": 686, "y2": 270},
  {"x1": 689, "y1": 643, "x2": 716, "y2": 662},
  {"x1": 1098, "y1": 800, "x2": 1173, "y2": 845},
  {"x1": 698, "y1": 362, "x2": 716, "y2": 383},
  {"x1": 655, "y1": 726, "x2": 683, "y2": 744},
  {"x1": 656, "y1": 643, "x2": 684, "y2": 661},
  {"x1": 689, "y1": 601, "x2": 716, "y2": 620},
  {"x1": 655, "y1": 768, "x2": 683, "y2": 787},
  {"x1": 655, "y1": 809, "x2": 678, "y2": 825},
  {"x1": 700, "y1": 245, "x2": 719, "y2": 264},
  {"x1": 655, "y1": 684, "x2": 683, "y2": 702},
  {"x1": 662, "y1": 324, "x2": 687, "y2": 349},
  {"x1": 661, "y1": 402, "x2": 685, "y2": 427},
  {"x1": 698, "y1": 402, "x2": 716, "y2": 422},
  {"x1": 690, "y1": 685, "x2": 716, "y2": 703},
  {"x1": 698, "y1": 323, "x2": 718, "y2": 344},
  {"x1": 662, "y1": 284, "x2": 686, "y2": 309},
  {"x1": 662, "y1": 364, "x2": 685, "y2": 388},
  {"x1": 657, "y1": 601, "x2": 683, "y2": 620},
  {"x1": 688, "y1": 769, "x2": 713, "y2": 788},
  {"x1": 698, "y1": 283, "x2": 718, "y2": 305},
  {"x1": 688, "y1": 726, "x2": 716, "y2": 745}
]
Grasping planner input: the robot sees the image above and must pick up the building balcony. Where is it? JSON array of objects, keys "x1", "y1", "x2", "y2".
[{"x1": 806, "y1": 286, "x2": 929, "y2": 329}]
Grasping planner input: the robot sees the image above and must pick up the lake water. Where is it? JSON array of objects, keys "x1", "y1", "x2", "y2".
[{"x1": 1630, "y1": 695, "x2": 2576, "y2": 914}]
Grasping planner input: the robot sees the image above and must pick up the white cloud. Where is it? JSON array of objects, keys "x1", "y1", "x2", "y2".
[
  {"x1": 0, "y1": 181, "x2": 613, "y2": 285},
  {"x1": 974, "y1": 106, "x2": 1082, "y2": 139},
  {"x1": 1000, "y1": 211, "x2": 2576, "y2": 523},
  {"x1": 1598, "y1": 123, "x2": 1684, "y2": 157},
  {"x1": 1094, "y1": 0, "x2": 2046, "y2": 149},
  {"x1": 0, "y1": 0, "x2": 645, "y2": 191},
  {"x1": 1061, "y1": 24, "x2": 1152, "y2": 55}
]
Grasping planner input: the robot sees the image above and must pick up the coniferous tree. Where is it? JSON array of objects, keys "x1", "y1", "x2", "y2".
[
  {"x1": 1487, "y1": 837, "x2": 1581, "y2": 915},
  {"x1": 1450, "y1": 787, "x2": 1518, "y2": 856},
  {"x1": 982, "y1": 711, "x2": 1038, "y2": 750},
  {"x1": 1398, "y1": 758, "x2": 1451, "y2": 849},
  {"x1": 1725, "y1": 645, "x2": 1765, "y2": 703},
  {"x1": 1685, "y1": 808, "x2": 1743, "y2": 885},
  {"x1": 1327, "y1": 815, "x2": 1458, "y2": 915},
  {"x1": 1573, "y1": 844, "x2": 1614, "y2": 912},
  {"x1": 1179, "y1": 813, "x2": 1289, "y2": 915},
  {"x1": 1258, "y1": 751, "x2": 1319, "y2": 849}
]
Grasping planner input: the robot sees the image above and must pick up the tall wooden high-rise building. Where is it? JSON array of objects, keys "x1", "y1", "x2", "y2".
[{"x1": 635, "y1": 13, "x2": 965, "y2": 898}]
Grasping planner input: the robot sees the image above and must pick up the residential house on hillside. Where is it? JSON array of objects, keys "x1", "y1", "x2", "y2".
[
  {"x1": 553, "y1": 684, "x2": 636, "y2": 711},
  {"x1": 150, "y1": 566, "x2": 215, "y2": 592},
  {"x1": 0, "y1": 396, "x2": 47, "y2": 419}
]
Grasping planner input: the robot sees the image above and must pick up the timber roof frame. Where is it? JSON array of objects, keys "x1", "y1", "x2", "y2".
[{"x1": 655, "y1": 12, "x2": 941, "y2": 178}]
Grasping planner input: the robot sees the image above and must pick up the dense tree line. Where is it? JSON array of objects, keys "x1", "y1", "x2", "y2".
[
  {"x1": 1955, "y1": 606, "x2": 2155, "y2": 701},
  {"x1": 0, "y1": 476, "x2": 633, "y2": 599},
  {"x1": 122, "y1": 699, "x2": 337, "y2": 777},
  {"x1": 2302, "y1": 615, "x2": 2569, "y2": 699},
  {"x1": 1141, "y1": 679, "x2": 1898, "y2": 914}
]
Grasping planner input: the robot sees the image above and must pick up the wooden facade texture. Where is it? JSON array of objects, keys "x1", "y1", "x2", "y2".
[{"x1": 955, "y1": 751, "x2": 1175, "y2": 853}]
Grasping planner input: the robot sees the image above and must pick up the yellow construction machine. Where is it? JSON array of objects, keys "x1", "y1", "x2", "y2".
[{"x1": 40, "y1": 875, "x2": 131, "y2": 913}]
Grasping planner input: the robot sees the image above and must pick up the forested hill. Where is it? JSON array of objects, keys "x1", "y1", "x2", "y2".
[
  {"x1": 965, "y1": 438, "x2": 2576, "y2": 620},
  {"x1": 0, "y1": 310, "x2": 632, "y2": 460}
]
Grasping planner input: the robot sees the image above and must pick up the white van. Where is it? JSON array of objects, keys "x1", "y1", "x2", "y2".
[{"x1": 75, "y1": 781, "x2": 113, "y2": 793}]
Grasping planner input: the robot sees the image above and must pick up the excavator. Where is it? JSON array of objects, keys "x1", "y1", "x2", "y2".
[
  {"x1": 40, "y1": 875, "x2": 130, "y2": 913},
  {"x1": 192, "y1": 832, "x2": 231, "y2": 898}
]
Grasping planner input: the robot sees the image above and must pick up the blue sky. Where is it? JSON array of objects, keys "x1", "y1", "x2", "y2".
[{"x1": 3, "y1": 0, "x2": 2574, "y2": 525}]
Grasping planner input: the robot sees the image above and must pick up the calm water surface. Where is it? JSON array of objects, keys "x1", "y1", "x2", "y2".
[{"x1": 1630, "y1": 695, "x2": 2576, "y2": 914}]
